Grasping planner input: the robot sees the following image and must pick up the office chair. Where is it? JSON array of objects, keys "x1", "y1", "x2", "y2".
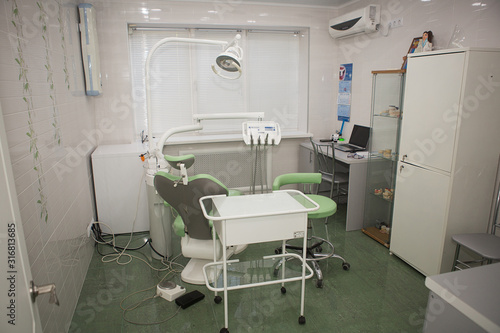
[
  {"x1": 272, "y1": 173, "x2": 350, "y2": 288},
  {"x1": 154, "y1": 171, "x2": 244, "y2": 284},
  {"x1": 451, "y1": 172, "x2": 500, "y2": 271},
  {"x1": 310, "y1": 138, "x2": 349, "y2": 204}
]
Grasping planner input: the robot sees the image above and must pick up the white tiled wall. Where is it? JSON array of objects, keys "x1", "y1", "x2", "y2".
[
  {"x1": 1, "y1": 1, "x2": 498, "y2": 331},
  {"x1": 334, "y1": 0, "x2": 500, "y2": 137},
  {"x1": 1, "y1": 0, "x2": 95, "y2": 331},
  {"x1": 92, "y1": 0, "x2": 500, "y2": 167},
  {"x1": 89, "y1": 0, "x2": 340, "y2": 179}
]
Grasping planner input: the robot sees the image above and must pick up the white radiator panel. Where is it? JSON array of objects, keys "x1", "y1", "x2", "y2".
[{"x1": 179, "y1": 147, "x2": 273, "y2": 192}]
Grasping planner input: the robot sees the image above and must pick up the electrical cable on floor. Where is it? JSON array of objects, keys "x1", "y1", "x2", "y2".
[
  {"x1": 89, "y1": 167, "x2": 185, "y2": 272},
  {"x1": 120, "y1": 269, "x2": 182, "y2": 325},
  {"x1": 91, "y1": 169, "x2": 146, "y2": 265}
]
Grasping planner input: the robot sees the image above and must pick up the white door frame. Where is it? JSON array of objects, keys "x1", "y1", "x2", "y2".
[{"x1": 0, "y1": 103, "x2": 42, "y2": 332}]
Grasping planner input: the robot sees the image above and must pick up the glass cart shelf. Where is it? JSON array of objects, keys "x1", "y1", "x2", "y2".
[
  {"x1": 203, "y1": 254, "x2": 314, "y2": 292},
  {"x1": 362, "y1": 69, "x2": 405, "y2": 248}
]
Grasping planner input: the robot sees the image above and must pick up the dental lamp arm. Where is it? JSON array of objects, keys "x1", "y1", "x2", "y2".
[
  {"x1": 153, "y1": 113, "x2": 264, "y2": 162},
  {"x1": 145, "y1": 37, "x2": 228, "y2": 156},
  {"x1": 154, "y1": 124, "x2": 203, "y2": 161},
  {"x1": 193, "y1": 112, "x2": 264, "y2": 121}
]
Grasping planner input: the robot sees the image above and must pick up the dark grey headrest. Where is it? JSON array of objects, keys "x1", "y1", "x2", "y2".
[{"x1": 154, "y1": 173, "x2": 228, "y2": 240}]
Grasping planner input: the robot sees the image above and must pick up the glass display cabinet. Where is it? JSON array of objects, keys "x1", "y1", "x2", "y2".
[{"x1": 362, "y1": 70, "x2": 405, "y2": 248}]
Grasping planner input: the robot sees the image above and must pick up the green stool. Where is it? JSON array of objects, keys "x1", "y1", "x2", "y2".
[{"x1": 273, "y1": 173, "x2": 350, "y2": 288}]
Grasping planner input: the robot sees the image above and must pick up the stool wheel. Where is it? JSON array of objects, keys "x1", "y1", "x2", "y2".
[
  {"x1": 342, "y1": 262, "x2": 350, "y2": 271},
  {"x1": 298, "y1": 316, "x2": 306, "y2": 325},
  {"x1": 214, "y1": 296, "x2": 222, "y2": 304}
]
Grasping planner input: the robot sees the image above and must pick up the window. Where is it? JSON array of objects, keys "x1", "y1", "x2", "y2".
[{"x1": 128, "y1": 26, "x2": 309, "y2": 139}]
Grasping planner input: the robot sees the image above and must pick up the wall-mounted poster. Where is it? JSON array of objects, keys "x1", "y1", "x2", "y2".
[{"x1": 337, "y1": 63, "x2": 352, "y2": 122}]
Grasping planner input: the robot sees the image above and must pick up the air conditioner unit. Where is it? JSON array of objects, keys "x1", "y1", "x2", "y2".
[{"x1": 329, "y1": 5, "x2": 380, "y2": 39}]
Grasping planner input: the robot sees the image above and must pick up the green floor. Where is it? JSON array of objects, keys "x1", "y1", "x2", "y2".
[{"x1": 69, "y1": 204, "x2": 429, "y2": 333}]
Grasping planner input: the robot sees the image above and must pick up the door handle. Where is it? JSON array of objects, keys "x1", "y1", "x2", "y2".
[
  {"x1": 399, "y1": 165, "x2": 404, "y2": 173},
  {"x1": 30, "y1": 281, "x2": 59, "y2": 306},
  {"x1": 401, "y1": 154, "x2": 407, "y2": 162}
]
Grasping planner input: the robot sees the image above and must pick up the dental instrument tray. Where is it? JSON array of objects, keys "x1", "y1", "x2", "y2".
[{"x1": 242, "y1": 121, "x2": 281, "y2": 145}]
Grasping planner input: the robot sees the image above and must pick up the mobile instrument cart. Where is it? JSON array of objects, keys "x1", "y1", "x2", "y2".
[{"x1": 200, "y1": 190, "x2": 318, "y2": 333}]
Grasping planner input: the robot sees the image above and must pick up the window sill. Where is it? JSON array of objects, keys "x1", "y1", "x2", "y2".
[{"x1": 155, "y1": 131, "x2": 311, "y2": 145}]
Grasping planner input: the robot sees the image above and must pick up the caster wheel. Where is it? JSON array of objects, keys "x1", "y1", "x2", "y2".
[
  {"x1": 281, "y1": 287, "x2": 286, "y2": 294},
  {"x1": 220, "y1": 328, "x2": 229, "y2": 333},
  {"x1": 315, "y1": 246, "x2": 323, "y2": 253},
  {"x1": 298, "y1": 316, "x2": 306, "y2": 325},
  {"x1": 342, "y1": 262, "x2": 351, "y2": 271},
  {"x1": 214, "y1": 296, "x2": 222, "y2": 304},
  {"x1": 275, "y1": 248, "x2": 282, "y2": 254},
  {"x1": 316, "y1": 280, "x2": 323, "y2": 288}
]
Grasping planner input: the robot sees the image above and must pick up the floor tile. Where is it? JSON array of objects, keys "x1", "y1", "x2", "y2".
[{"x1": 69, "y1": 204, "x2": 428, "y2": 333}]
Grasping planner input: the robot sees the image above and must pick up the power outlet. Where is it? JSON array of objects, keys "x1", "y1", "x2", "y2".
[
  {"x1": 389, "y1": 17, "x2": 403, "y2": 29},
  {"x1": 87, "y1": 219, "x2": 94, "y2": 237}
]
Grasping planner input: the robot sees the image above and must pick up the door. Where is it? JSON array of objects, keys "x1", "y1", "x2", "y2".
[
  {"x1": 399, "y1": 52, "x2": 466, "y2": 173},
  {"x1": 390, "y1": 162, "x2": 450, "y2": 276},
  {"x1": 0, "y1": 106, "x2": 42, "y2": 332}
]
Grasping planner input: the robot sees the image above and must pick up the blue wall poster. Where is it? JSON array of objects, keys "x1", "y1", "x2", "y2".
[{"x1": 337, "y1": 63, "x2": 353, "y2": 122}]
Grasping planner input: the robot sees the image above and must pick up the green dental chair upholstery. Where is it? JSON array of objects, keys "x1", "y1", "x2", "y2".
[
  {"x1": 155, "y1": 170, "x2": 243, "y2": 285},
  {"x1": 154, "y1": 171, "x2": 228, "y2": 284},
  {"x1": 273, "y1": 173, "x2": 350, "y2": 288}
]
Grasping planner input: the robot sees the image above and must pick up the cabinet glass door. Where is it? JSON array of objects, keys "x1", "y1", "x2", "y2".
[{"x1": 362, "y1": 71, "x2": 405, "y2": 247}]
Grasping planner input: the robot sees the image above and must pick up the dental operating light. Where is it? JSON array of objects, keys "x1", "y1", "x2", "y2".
[
  {"x1": 212, "y1": 34, "x2": 243, "y2": 80},
  {"x1": 145, "y1": 34, "x2": 243, "y2": 162}
]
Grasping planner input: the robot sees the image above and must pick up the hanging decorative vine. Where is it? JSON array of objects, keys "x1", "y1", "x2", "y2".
[
  {"x1": 57, "y1": 0, "x2": 71, "y2": 91},
  {"x1": 10, "y1": 0, "x2": 49, "y2": 222},
  {"x1": 37, "y1": 1, "x2": 62, "y2": 146}
]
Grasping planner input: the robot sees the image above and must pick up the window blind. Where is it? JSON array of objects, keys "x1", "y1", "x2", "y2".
[{"x1": 129, "y1": 27, "x2": 307, "y2": 138}]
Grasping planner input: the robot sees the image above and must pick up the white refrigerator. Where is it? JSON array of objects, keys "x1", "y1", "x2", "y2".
[{"x1": 390, "y1": 48, "x2": 500, "y2": 276}]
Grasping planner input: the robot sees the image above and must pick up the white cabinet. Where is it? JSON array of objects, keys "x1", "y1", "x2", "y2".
[
  {"x1": 298, "y1": 144, "x2": 316, "y2": 173},
  {"x1": 391, "y1": 162, "x2": 450, "y2": 275},
  {"x1": 92, "y1": 143, "x2": 149, "y2": 234},
  {"x1": 390, "y1": 48, "x2": 500, "y2": 276},
  {"x1": 398, "y1": 52, "x2": 464, "y2": 173}
]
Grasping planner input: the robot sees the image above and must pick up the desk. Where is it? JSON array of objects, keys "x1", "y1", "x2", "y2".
[
  {"x1": 299, "y1": 142, "x2": 368, "y2": 231},
  {"x1": 424, "y1": 263, "x2": 500, "y2": 333},
  {"x1": 200, "y1": 190, "x2": 317, "y2": 333}
]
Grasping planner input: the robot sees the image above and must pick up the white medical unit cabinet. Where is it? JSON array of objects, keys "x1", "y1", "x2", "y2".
[
  {"x1": 390, "y1": 48, "x2": 500, "y2": 276},
  {"x1": 91, "y1": 143, "x2": 150, "y2": 234}
]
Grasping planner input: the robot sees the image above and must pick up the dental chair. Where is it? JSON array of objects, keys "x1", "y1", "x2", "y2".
[
  {"x1": 273, "y1": 173, "x2": 350, "y2": 288},
  {"x1": 154, "y1": 170, "x2": 244, "y2": 285}
]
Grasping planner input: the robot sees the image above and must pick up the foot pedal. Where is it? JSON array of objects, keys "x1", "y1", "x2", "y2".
[
  {"x1": 175, "y1": 290, "x2": 205, "y2": 309},
  {"x1": 156, "y1": 281, "x2": 186, "y2": 302}
]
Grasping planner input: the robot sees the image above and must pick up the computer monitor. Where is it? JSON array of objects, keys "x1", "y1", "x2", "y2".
[{"x1": 349, "y1": 125, "x2": 370, "y2": 148}]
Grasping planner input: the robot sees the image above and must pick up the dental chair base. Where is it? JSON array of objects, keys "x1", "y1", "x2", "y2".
[{"x1": 181, "y1": 235, "x2": 247, "y2": 285}]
